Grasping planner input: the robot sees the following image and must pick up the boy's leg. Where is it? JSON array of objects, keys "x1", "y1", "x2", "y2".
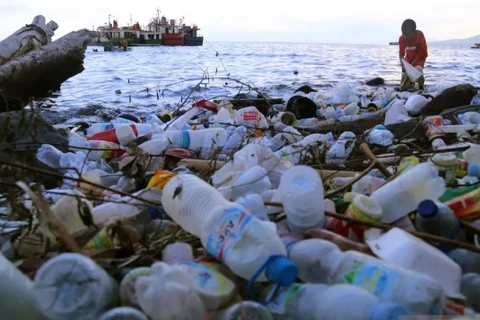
[
  {"x1": 400, "y1": 72, "x2": 413, "y2": 91},
  {"x1": 416, "y1": 66, "x2": 425, "y2": 90}
]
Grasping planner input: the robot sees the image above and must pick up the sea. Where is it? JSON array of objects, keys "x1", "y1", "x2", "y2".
[{"x1": 40, "y1": 42, "x2": 480, "y2": 124}]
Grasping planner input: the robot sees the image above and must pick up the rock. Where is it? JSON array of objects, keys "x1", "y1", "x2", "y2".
[
  {"x1": 0, "y1": 111, "x2": 68, "y2": 191},
  {"x1": 294, "y1": 85, "x2": 317, "y2": 94},
  {"x1": 421, "y1": 84, "x2": 478, "y2": 116},
  {"x1": 366, "y1": 77, "x2": 385, "y2": 86},
  {"x1": 286, "y1": 95, "x2": 317, "y2": 119}
]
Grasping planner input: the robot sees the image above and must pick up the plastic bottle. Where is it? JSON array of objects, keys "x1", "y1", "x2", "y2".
[
  {"x1": 262, "y1": 283, "x2": 408, "y2": 320},
  {"x1": 369, "y1": 162, "x2": 446, "y2": 223},
  {"x1": 366, "y1": 125, "x2": 394, "y2": 146},
  {"x1": 135, "y1": 262, "x2": 207, "y2": 320},
  {"x1": 234, "y1": 106, "x2": 269, "y2": 128},
  {"x1": 325, "y1": 131, "x2": 356, "y2": 166},
  {"x1": 84, "y1": 140, "x2": 125, "y2": 161},
  {"x1": 33, "y1": 253, "x2": 118, "y2": 320},
  {"x1": 162, "y1": 242, "x2": 194, "y2": 265},
  {"x1": 120, "y1": 267, "x2": 152, "y2": 308},
  {"x1": 85, "y1": 123, "x2": 115, "y2": 136},
  {"x1": 351, "y1": 176, "x2": 385, "y2": 195},
  {"x1": 463, "y1": 143, "x2": 480, "y2": 164},
  {"x1": 145, "y1": 113, "x2": 164, "y2": 125},
  {"x1": 79, "y1": 170, "x2": 122, "y2": 196},
  {"x1": 164, "y1": 128, "x2": 228, "y2": 151},
  {"x1": 460, "y1": 273, "x2": 480, "y2": 312},
  {"x1": 278, "y1": 165, "x2": 325, "y2": 235},
  {"x1": 99, "y1": 307, "x2": 149, "y2": 320},
  {"x1": 222, "y1": 126, "x2": 247, "y2": 155},
  {"x1": 288, "y1": 239, "x2": 444, "y2": 315},
  {"x1": 267, "y1": 133, "x2": 286, "y2": 152},
  {"x1": 161, "y1": 173, "x2": 296, "y2": 286},
  {"x1": 385, "y1": 99, "x2": 408, "y2": 125},
  {"x1": 0, "y1": 253, "x2": 48, "y2": 320},
  {"x1": 235, "y1": 193, "x2": 270, "y2": 221},
  {"x1": 448, "y1": 249, "x2": 480, "y2": 274},
  {"x1": 213, "y1": 107, "x2": 232, "y2": 127},
  {"x1": 220, "y1": 301, "x2": 273, "y2": 320},
  {"x1": 200, "y1": 132, "x2": 216, "y2": 160},
  {"x1": 231, "y1": 165, "x2": 272, "y2": 200},
  {"x1": 397, "y1": 156, "x2": 420, "y2": 174},
  {"x1": 305, "y1": 228, "x2": 373, "y2": 254},
  {"x1": 430, "y1": 152, "x2": 457, "y2": 186},
  {"x1": 87, "y1": 123, "x2": 153, "y2": 143},
  {"x1": 49, "y1": 189, "x2": 93, "y2": 233},
  {"x1": 59, "y1": 151, "x2": 87, "y2": 170},
  {"x1": 36, "y1": 144, "x2": 64, "y2": 169},
  {"x1": 416, "y1": 200, "x2": 463, "y2": 251},
  {"x1": 165, "y1": 107, "x2": 199, "y2": 131}
]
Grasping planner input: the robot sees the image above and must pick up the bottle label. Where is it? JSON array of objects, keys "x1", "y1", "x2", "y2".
[
  {"x1": 184, "y1": 262, "x2": 230, "y2": 294},
  {"x1": 266, "y1": 284, "x2": 301, "y2": 315},
  {"x1": 342, "y1": 261, "x2": 399, "y2": 301},
  {"x1": 205, "y1": 207, "x2": 253, "y2": 262}
]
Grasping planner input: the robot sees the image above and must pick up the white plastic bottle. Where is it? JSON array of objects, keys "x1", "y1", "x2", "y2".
[
  {"x1": 231, "y1": 165, "x2": 272, "y2": 200},
  {"x1": 161, "y1": 174, "x2": 297, "y2": 284},
  {"x1": 0, "y1": 253, "x2": 48, "y2": 320},
  {"x1": 164, "y1": 128, "x2": 228, "y2": 151},
  {"x1": 279, "y1": 165, "x2": 325, "y2": 235},
  {"x1": 33, "y1": 253, "x2": 118, "y2": 320},
  {"x1": 235, "y1": 193, "x2": 270, "y2": 221},
  {"x1": 145, "y1": 113, "x2": 164, "y2": 125},
  {"x1": 99, "y1": 307, "x2": 149, "y2": 320},
  {"x1": 325, "y1": 131, "x2": 356, "y2": 166},
  {"x1": 213, "y1": 107, "x2": 232, "y2": 127},
  {"x1": 369, "y1": 162, "x2": 446, "y2": 223},
  {"x1": 36, "y1": 144, "x2": 64, "y2": 169},
  {"x1": 135, "y1": 262, "x2": 207, "y2": 320},
  {"x1": 59, "y1": 151, "x2": 87, "y2": 170},
  {"x1": 366, "y1": 125, "x2": 394, "y2": 146},
  {"x1": 262, "y1": 283, "x2": 408, "y2": 320},
  {"x1": 200, "y1": 132, "x2": 216, "y2": 160},
  {"x1": 288, "y1": 239, "x2": 444, "y2": 315},
  {"x1": 162, "y1": 242, "x2": 194, "y2": 265},
  {"x1": 222, "y1": 126, "x2": 247, "y2": 155},
  {"x1": 164, "y1": 107, "x2": 199, "y2": 131}
]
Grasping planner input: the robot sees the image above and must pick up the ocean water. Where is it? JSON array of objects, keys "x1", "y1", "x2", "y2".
[{"x1": 42, "y1": 42, "x2": 480, "y2": 124}]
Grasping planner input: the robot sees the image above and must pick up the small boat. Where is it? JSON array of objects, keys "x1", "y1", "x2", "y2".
[
  {"x1": 471, "y1": 43, "x2": 480, "y2": 49},
  {"x1": 389, "y1": 41, "x2": 399, "y2": 45},
  {"x1": 104, "y1": 39, "x2": 131, "y2": 52}
]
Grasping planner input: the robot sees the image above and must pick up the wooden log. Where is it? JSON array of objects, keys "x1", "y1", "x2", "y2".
[
  {"x1": 0, "y1": 29, "x2": 91, "y2": 113},
  {"x1": 0, "y1": 15, "x2": 58, "y2": 66}
]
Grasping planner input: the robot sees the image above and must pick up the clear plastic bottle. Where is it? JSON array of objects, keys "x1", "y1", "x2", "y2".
[
  {"x1": 161, "y1": 173, "x2": 296, "y2": 284},
  {"x1": 33, "y1": 253, "x2": 118, "y2": 320},
  {"x1": 145, "y1": 113, "x2": 164, "y2": 125},
  {"x1": 279, "y1": 165, "x2": 325, "y2": 235},
  {"x1": 262, "y1": 283, "x2": 408, "y2": 320},
  {"x1": 0, "y1": 253, "x2": 48, "y2": 320},
  {"x1": 231, "y1": 165, "x2": 272, "y2": 200},
  {"x1": 165, "y1": 107, "x2": 199, "y2": 131},
  {"x1": 162, "y1": 242, "x2": 194, "y2": 265},
  {"x1": 416, "y1": 200, "x2": 463, "y2": 251},
  {"x1": 287, "y1": 239, "x2": 444, "y2": 315},
  {"x1": 200, "y1": 132, "x2": 216, "y2": 160},
  {"x1": 222, "y1": 126, "x2": 247, "y2": 155},
  {"x1": 235, "y1": 193, "x2": 270, "y2": 221},
  {"x1": 120, "y1": 267, "x2": 152, "y2": 308},
  {"x1": 36, "y1": 144, "x2": 64, "y2": 169},
  {"x1": 99, "y1": 307, "x2": 148, "y2": 320},
  {"x1": 164, "y1": 128, "x2": 228, "y2": 151}
]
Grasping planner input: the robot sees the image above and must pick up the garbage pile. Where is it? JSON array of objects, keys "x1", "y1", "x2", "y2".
[{"x1": 2, "y1": 81, "x2": 480, "y2": 320}]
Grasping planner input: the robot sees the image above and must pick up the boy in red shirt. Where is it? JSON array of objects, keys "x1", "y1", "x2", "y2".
[{"x1": 399, "y1": 19, "x2": 428, "y2": 91}]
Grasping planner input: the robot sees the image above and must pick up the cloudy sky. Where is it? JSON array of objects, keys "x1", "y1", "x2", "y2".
[{"x1": 0, "y1": 0, "x2": 479, "y2": 44}]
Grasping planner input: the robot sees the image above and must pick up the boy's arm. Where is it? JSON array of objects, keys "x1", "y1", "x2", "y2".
[{"x1": 412, "y1": 32, "x2": 428, "y2": 66}]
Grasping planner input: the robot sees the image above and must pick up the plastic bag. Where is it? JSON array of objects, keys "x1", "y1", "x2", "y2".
[{"x1": 402, "y1": 59, "x2": 422, "y2": 82}]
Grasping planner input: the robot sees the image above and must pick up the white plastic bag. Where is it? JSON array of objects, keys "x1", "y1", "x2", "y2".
[
  {"x1": 402, "y1": 59, "x2": 422, "y2": 82},
  {"x1": 404, "y1": 94, "x2": 431, "y2": 115}
]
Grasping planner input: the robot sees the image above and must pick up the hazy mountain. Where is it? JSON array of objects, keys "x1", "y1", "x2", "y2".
[{"x1": 429, "y1": 34, "x2": 480, "y2": 48}]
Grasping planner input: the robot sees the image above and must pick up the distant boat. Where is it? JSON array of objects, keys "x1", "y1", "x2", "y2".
[
  {"x1": 389, "y1": 41, "x2": 399, "y2": 45},
  {"x1": 471, "y1": 43, "x2": 480, "y2": 49}
]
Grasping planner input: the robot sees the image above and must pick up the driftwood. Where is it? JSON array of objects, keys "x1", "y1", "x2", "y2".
[
  {"x1": 0, "y1": 29, "x2": 91, "y2": 112},
  {"x1": 0, "y1": 15, "x2": 58, "y2": 66}
]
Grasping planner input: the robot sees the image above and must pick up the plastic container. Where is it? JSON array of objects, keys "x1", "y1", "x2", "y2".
[
  {"x1": 222, "y1": 126, "x2": 247, "y2": 155},
  {"x1": 460, "y1": 274, "x2": 480, "y2": 312},
  {"x1": 161, "y1": 173, "x2": 296, "y2": 285},
  {"x1": 36, "y1": 144, "x2": 64, "y2": 169},
  {"x1": 366, "y1": 125, "x2": 394, "y2": 146},
  {"x1": 33, "y1": 253, "x2": 118, "y2": 320},
  {"x1": 288, "y1": 239, "x2": 444, "y2": 315},
  {"x1": 235, "y1": 193, "x2": 270, "y2": 221},
  {"x1": 398, "y1": 156, "x2": 420, "y2": 174},
  {"x1": 164, "y1": 107, "x2": 199, "y2": 131},
  {"x1": 431, "y1": 152, "x2": 457, "y2": 186},
  {"x1": 231, "y1": 165, "x2": 272, "y2": 200},
  {"x1": 385, "y1": 100, "x2": 408, "y2": 125},
  {"x1": 99, "y1": 307, "x2": 148, "y2": 320},
  {"x1": 262, "y1": 283, "x2": 408, "y2": 320},
  {"x1": 221, "y1": 301, "x2": 273, "y2": 320},
  {"x1": 325, "y1": 131, "x2": 356, "y2": 166},
  {"x1": 145, "y1": 113, "x2": 164, "y2": 125},
  {"x1": 351, "y1": 176, "x2": 385, "y2": 195},
  {"x1": 233, "y1": 106, "x2": 269, "y2": 128},
  {"x1": 162, "y1": 242, "x2": 194, "y2": 265},
  {"x1": 416, "y1": 199, "x2": 463, "y2": 251},
  {"x1": 366, "y1": 228, "x2": 463, "y2": 300},
  {"x1": 404, "y1": 94, "x2": 430, "y2": 115},
  {"x1": 164, "y1": 128, "x2": 228, "y2": 152},
  {"x1": 279, "y1": 165, "x2": 325, "y2": 235},
  {"x1": 135, "y1": 262, "x2": 207, "y2": 320},
  {"x1": 50, "y1": 189, "x2": 93, "y2": 233},
  {"x1": 423, "y1": 116, "x2": 445, "y2": 141},
  {"x1": 463, "y1": 143, "x2": 480, "y2": 164},
  {"x1": 444, "y1": 187, "x2": 480, "y2": 222},
  {"x1": 120, "y1": 267, "x2": 152, "y2": 308},
  {"x1": 369, "y1": 163, "x2": 446, "y2": 223},
  {"x1": 0, "y1": 253, "x2": 48, "y2": 320}
]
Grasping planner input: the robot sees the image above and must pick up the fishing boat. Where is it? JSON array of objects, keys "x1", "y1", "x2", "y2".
[
  {"x1": 93, "y1": 9, "x2": 203, "y2": 47},
  {"x1": 471, "y1": 43, "x2": 480, "y2": 49},
  {"x1": 389, "y1": 41, "x2": 399, "y2": 45}
]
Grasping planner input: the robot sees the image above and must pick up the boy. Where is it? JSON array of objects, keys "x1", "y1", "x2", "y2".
[{"x1": 399, "y1": 19, "x2": 428, "y2": 91}]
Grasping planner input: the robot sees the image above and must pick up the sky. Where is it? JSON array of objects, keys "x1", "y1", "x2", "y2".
[{"x1": 0, "y1": 0, "x2": 479, "y2": 44}]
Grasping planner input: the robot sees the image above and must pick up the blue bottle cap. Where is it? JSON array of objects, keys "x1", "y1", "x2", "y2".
[
  {"x1": 265, "y1": 256, "x2": 298, "y2": 286},
  {"x1": 374, "y1": 124, "x2": 386, "y2": 130},
  {"x1": 370, "y1": 303, "x2": 409, "y2": 320},
  {"x1": 418, "y1": 199, "x2": 439, "y2": 218},
  {"x1": 146, "y1": 114, "x2": 153, "y2": 121},
  {"x1": 468, "y1": 163, "x2": 480, "y2": 177}
]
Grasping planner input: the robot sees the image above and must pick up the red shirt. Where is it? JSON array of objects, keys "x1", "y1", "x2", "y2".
[{"x1": 399, "y1": 30, "x2": 428, "y2": 67}]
